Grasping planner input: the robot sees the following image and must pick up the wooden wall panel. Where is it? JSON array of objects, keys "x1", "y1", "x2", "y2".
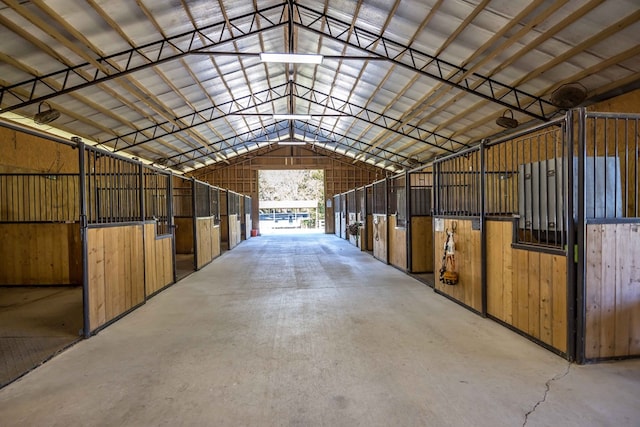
[
  {"x1": 0, "y1": 223, "x2": 82, "y2": 285},
  {"x1": 410, "y1": 216, "x2": 433, "y2": 273},
  {"x1": 585, "y1": 223, "x2": 640, "y2": 359},
  {"x1": 388, "y1": 215, "x2": 407, "y2": 271},
  {"x1": 144, "y1": 223, "x2": 173, "y2": 296},
  {"x1": 87, "y1": 225, "x2": 145, "y2": 332},
  {"x1": 196, "y1": 217, "x2": 213, "y2": 269},
  {"x1": 174, "y1": 217, "x2": 194, "y2": 254},
  {"x1": 433, "y1": 219, "x2": 482, "y2": 312},
  {"x1": 372, "y1": 214, "x2": 387, "y2": 263}
]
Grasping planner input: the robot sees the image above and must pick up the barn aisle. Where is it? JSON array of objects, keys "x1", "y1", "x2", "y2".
[{"x1": 1, "y1": 234, "x2": 639, "y2": 426}]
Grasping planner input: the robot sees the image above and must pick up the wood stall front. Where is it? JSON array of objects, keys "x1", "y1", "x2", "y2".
[
  {"x1": 226, "y1": 190, "x2": 242, "y2": 250},
  {"x1": 86, "y1": 224, "x2": 145, "y2": 330},
  {"x1": 243, "y1": 195, "x2": 252, "y2": 240},
  {"x1": 194, "y1": 180, "x2": 222, "y2": 269},
  {"x1": 356, "y1": 186, "x2": 366, "y2": 251},
  {"x1": 365, "y1": 184, "x2": 374, "y2": 251},
  {"x1": 408, "y1": 169, "x2": 433, "y2": 275},
  {"x1": 483, "y1": 118, "x2": 571, "y2": 355},
  {"x1": 371, "y1": 179, "x2": 388, "y2": 263},
  {"x1": 432, "y1": 148, "x2": 483, "y2": 313},
  {"x1": 388, "y1": 174, "x2": 407, "y2": 271},
  {"x1": 83, "y1": 145, "x2": 146, "y2": 333},
  {"x1": 173, "y1": 175, "x2": 196, "y2": 277},
  {"x1": 433, "y1": 218, "x2": 483, "y2": 313},
  {"x1": 346, "y1": 189, "x2": 357, "y2": 246},
  {"x1": 485, "y1": 219, "x2": 568, "y2": 353},
  {"x1": 143, "y1": 168, "x2": 174, "y2": 296},
  {"x1": 579, "y1": 108, "x2": 640, "y2": 362}
]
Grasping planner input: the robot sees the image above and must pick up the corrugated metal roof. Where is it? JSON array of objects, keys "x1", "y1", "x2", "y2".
[{"x1": 1, "y1": 0, "x2": 639, "y2": 173}]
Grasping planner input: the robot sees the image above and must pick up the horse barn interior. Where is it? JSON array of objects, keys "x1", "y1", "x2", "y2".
[{"x1": 1, "y1": 1, "x2": 640, "y2": 425}]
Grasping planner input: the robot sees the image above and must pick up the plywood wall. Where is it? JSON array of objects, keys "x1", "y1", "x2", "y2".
[
  {"x1": 0, "y1": 127, "x2": 78, "y2": 173},
  {"x1": 87, "y1": 225, "x2": 145, "y2": 332},
  {"x1": 433, "y1": 219, "x2": 482, "y2": 312},
  {"x1": 0, "y1": 223, "x2": 82, "y2": 285},
  {"x1": 174, "y1": 217, "x2": 194, "y2": 254},
  {"x1": 388, "y1": 215, "x2": 407, "y2": 271},
  {"x1": 410, "y1": 216, "x2": 433, "y2": 273},
  {"x1": 486, "y1": 220, "x2": 568, "y2": 353},
  {"x1": 585, "y1": 223, "x2": 640, "y2": 360},
  {"x1": 144, "y1": 223, "x2": 173, "y2": 296},
  {"x1": 372, "y1": 214, "x2": 388, "y2": 263}
]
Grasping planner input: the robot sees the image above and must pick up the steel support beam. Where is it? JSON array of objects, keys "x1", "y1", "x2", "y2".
[
  {"x1": 292, "y1": 3, "x2": 554, "y2": 121},
  {"x1": 109, "y1": 83, "x2": 290, "y2": 151},
  {"x1": 0, "y1": 3, "x2": 288, "y2": 110},
  {"x1": 292, "y1": 83, "x2": 463, "y2": 153},
  {"x1": 106, "y1": 81, "x2": 461, "y2": 157},
  {"x1": 169, "y1": 119, "x2": 410, "y2": 170}
]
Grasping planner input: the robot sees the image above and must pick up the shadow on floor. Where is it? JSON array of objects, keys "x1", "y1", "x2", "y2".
[{"x1": 0, "y1": 286, "x2": 83, "y2": 388}]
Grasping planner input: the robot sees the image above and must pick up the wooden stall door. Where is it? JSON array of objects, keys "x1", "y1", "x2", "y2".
[
  {"x1": 228, "y1": 214, "x2": 241, "y2": 250},
  {"x1": 585, "y1": 223, "x2": 640, "y2": 360},
  {"x1": 388, "y1": 216, "x2": 407, "y2": 271},
  {"x1": 486, "y1": 220, "x2": 568, "y2": 353},
  {"x1": 410, "y1": 216, "x2": 433, "y2": 273},
  {"x1": 433, "y1": 219, "x2": 482, "y2": 312},
  {"x1": 144, "y1": 223, "x2": 173, "y2": 297},
  {"x1": 348, "y1": 212, "x2": 357, "y2": 246},
  {"x1": 372, "y1": 215, "x2": 388, "y2": 263},
  {"x1": 196, "y1": 217, "x2": 214, "y2": 269},
  {"x1": 87, "y1": 225, "x2": 145, "y2": 332}
]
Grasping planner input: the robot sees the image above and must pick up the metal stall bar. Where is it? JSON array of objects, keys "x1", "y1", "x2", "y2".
[{"x1": 76, "y1": 138, "x2": 90, "y2": 338}]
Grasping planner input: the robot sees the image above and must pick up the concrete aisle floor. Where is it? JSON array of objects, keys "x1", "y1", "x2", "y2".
[{"x1": 1, "y1": 234, "x2": 639, "y2": 427}]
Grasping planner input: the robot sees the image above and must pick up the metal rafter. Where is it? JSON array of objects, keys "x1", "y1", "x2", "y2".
[
  {"x1": 108, "y1": 83, "x2": 290, "y2": 151},
  {"x1": 101, "y1": 81, "x2": 462, "y2": 156},
  {"x1": 292, "y1": 3, "x2": 554, "y2": 121},
  {"x1": 168, "y1": 119, "x2": 409, "y2": 170},
  {"x1": 0, "y1": 3, "x2": 288, "y2": 110},
  {"x1": 291, "y1": 83, "x2": 464, "y2": 153}
]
